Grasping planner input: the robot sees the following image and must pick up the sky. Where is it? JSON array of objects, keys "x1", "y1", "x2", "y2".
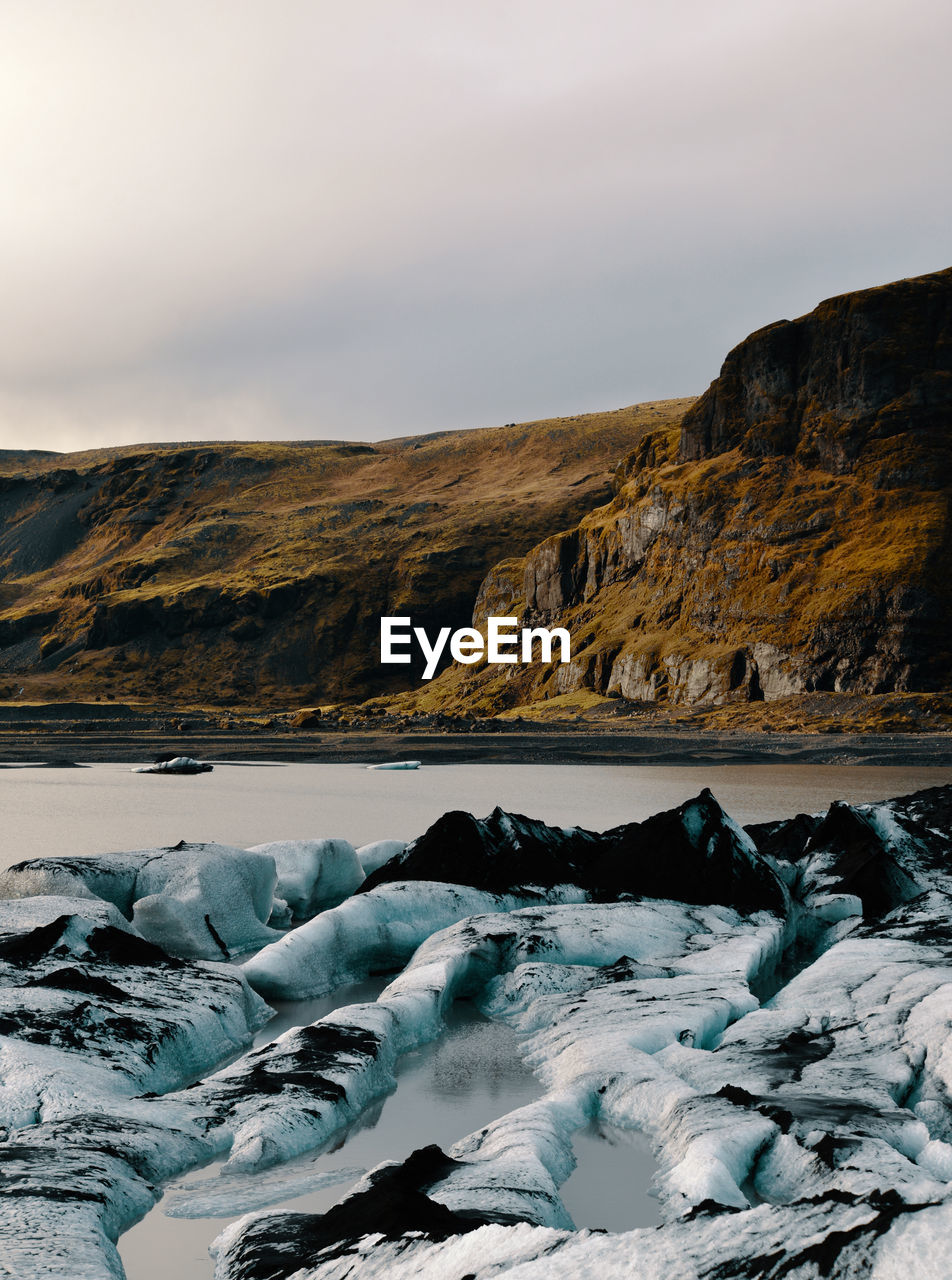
[{"x1": 0, "y1": 0, "x2": 949, "y2": 452}]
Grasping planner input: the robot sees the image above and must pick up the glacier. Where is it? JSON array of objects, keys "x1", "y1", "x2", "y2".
[{"x1": 0, "y1": 785, "x2": 952, "y2": 1278}]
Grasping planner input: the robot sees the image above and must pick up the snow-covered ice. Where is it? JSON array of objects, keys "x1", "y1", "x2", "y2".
[
  {"x1": 0, "y1": 842, "x2": 282, "y2": 959},
  {"x1": 241, "y1": 881, "x2": 590, "y2": 1000},
  {"x1": 355, "y1": 839, "x2": 407, "y2": 876}
]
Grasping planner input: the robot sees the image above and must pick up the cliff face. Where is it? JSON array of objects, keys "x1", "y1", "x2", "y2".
[
  {"x1": 0, "y1": 402, "x2": 687, "y2": 705},
  {"x1": 426, "y1": 268, "x2": 952, "y2": 714},
  {"x1": 679, "y1": 266, "x2": 952, "y2": 477}
]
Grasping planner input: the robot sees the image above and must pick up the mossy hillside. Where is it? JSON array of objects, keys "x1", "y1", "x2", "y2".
[
  {"x1": 0, "y1": 400, "x2": 692, "y2": 705},
  {"x1": 552, "y1": 443, "x2": 947, "y2": 700}
]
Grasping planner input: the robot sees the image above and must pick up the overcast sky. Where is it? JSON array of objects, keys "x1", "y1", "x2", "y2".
[{"x1": 0, "y1": 0, "x2": 949, "y2": 451}]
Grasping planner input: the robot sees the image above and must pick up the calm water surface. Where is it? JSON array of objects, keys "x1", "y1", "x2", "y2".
[
  {"x1": 119, "y1": 1003, "x2": 541, "y2": 1280},
  {"x1": 4, "y1": 760, "x2": 951, "y2": 868},
  {"x1": 562, "y1": 1122, "x2": 659, "y2": 1232}
]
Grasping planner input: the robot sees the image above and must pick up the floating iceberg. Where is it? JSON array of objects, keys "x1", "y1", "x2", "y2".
[{"x1": 133, "y1": 756, "x2": 213, "y2": 774}]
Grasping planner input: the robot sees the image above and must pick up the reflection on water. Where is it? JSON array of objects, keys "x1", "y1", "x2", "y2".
[
  {"x1": 561, "y1": 1121, "x2": 660, "y2": 1232},
  {"x1": 119, "y1": 1001, "x2": 540, "y2": 1280}
]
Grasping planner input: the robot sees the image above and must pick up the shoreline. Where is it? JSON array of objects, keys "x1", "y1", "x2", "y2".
[{"x1": 3, "y1": 728, "x2": 952, "y2": 767}]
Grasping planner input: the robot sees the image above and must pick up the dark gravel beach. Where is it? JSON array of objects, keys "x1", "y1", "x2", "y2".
[{"x1": 3, "y1": 722, "x2": 952, "y2": 768}]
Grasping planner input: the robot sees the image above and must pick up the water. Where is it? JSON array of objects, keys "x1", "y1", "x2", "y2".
[
  {"x1": 561, "y1": 1122, "x2": 659, "y2": 1232},
  {"x1": 4, "y1": 760, "x2": 951, "y2": 870},
  {"x1": 246, "y1": 976, "x2": 394, "y2": 1049},
  {"x1": 119, "y1": 1002, "x2": 540, "y2": 1280}
]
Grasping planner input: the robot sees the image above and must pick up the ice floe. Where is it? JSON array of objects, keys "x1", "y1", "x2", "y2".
[{"x1": 133, "y1": 756, "x2": 213, "y2": 774}]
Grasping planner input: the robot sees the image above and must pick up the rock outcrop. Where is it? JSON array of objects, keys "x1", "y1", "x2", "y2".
[
  {"x1": 361, "y1": 791, "x2": 788, "y2": 915},
  {"x1": 429, "y1": 267, "x2": 952, "y2": 713},
  {"x1": 679, "y1": 266, "x2": 952, "y2": 473}
]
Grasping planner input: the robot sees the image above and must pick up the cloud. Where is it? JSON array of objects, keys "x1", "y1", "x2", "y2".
[{"x1": 0, "y1": 0, "x2": 949, "y2": 450}]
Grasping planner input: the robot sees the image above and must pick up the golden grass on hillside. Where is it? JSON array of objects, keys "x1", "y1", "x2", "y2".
[
  {"x1": 390, "y1": 414, "x2": 951, "y2": 718},
  {"x1": 0, "y1": 401, "x2": 694, "y2": 705}
]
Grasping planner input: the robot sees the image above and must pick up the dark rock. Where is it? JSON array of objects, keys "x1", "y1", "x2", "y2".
[
  {"x1": 25, "y1": 967, "x2": 131, "y2": 1000},
  {"x1": 798, "y1": 801, "x2": 924, "y2": 916},
  {"x1": 359, "y1": 806, "x2": 602, "y2": 896},
  {"x1": 746, "y1": 812, "x2": 824, "y2": 863},
  {"x1": 362, "y1": 790, "x2": 788, "y2": 915},
  {"x1": 217, "y1": 1145, "x2": 500, "y2": 1279},
  {"x1": 0, "y1": 916, "x2": 179, "y2": 968},
  {"x1": 594, "y1": 788, "x2": 788, "y2": 914},
  {"x1": 680, "y1": 267, "x2": 952, "y2": 475},
  {"x1": 290, "y1": 709, "x2": 323, "y2": 729}
]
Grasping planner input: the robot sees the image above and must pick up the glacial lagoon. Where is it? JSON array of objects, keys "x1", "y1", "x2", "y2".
[
  {"x1": 6, "y1": 759, "x2": 952, "y2": 869},
  {"x1": 5, "y1": 760, "x2": 952, "y2": 1278},
  {"x1": 119, "y1": 999, "x2": 545, "y2": 1280}
]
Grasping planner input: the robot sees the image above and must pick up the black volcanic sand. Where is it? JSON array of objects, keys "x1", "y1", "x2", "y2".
[{"x1": 2, "y1": 722, "x2": 952, "y2": 767}]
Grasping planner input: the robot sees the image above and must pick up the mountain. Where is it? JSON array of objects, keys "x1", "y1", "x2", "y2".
[
  {"x1": 402, "y1": 267, "x2": 952, "y2": 719},
  {"x1": 0, "y1": 403, "x2": 689, "y2": 705},
  {"x1": 3, "y1": 266, "x2": 949, "y2": 722}
]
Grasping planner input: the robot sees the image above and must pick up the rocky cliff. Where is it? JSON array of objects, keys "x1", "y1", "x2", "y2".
[
  {"x1": 0, "y1": 403, "x2": 687, "y2": 705},
  {"x1": 411, "y1": 267, "x2": 952, "y2": 715}
]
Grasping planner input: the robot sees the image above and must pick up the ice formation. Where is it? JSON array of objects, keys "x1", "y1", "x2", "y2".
[
  {"x1": 0, "y1": 892, "x2": 273, "y2": 1278},
  {"x1": 2, "y1": 785, "x2": 952, "y2": 1278},
  {"x1": 355, "y1": 839, "x2": 407, "y2": 876},
  {"x1": 133, "y1": 756, "x2": 213, "y2": 774},
  {"x1": 0, "y1": 842, "x2": 282, "y2": 960},
  {"x1": 241, "y1": 882, "x2": 590, "y2": 1000},
  {"x1": 247, "y1": 839, "x2": 365, "y2": 919}
]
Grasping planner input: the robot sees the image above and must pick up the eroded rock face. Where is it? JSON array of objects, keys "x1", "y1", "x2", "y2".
[
  {"x1": 450, "y1": 267, "x2": 952, "y2": 711},
  {"x1": 680, "y1": 267, "x2": 952, "y2": 473},
  {"x1": 0, "y1": 408, "x2": 683, "y2": 705}
]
